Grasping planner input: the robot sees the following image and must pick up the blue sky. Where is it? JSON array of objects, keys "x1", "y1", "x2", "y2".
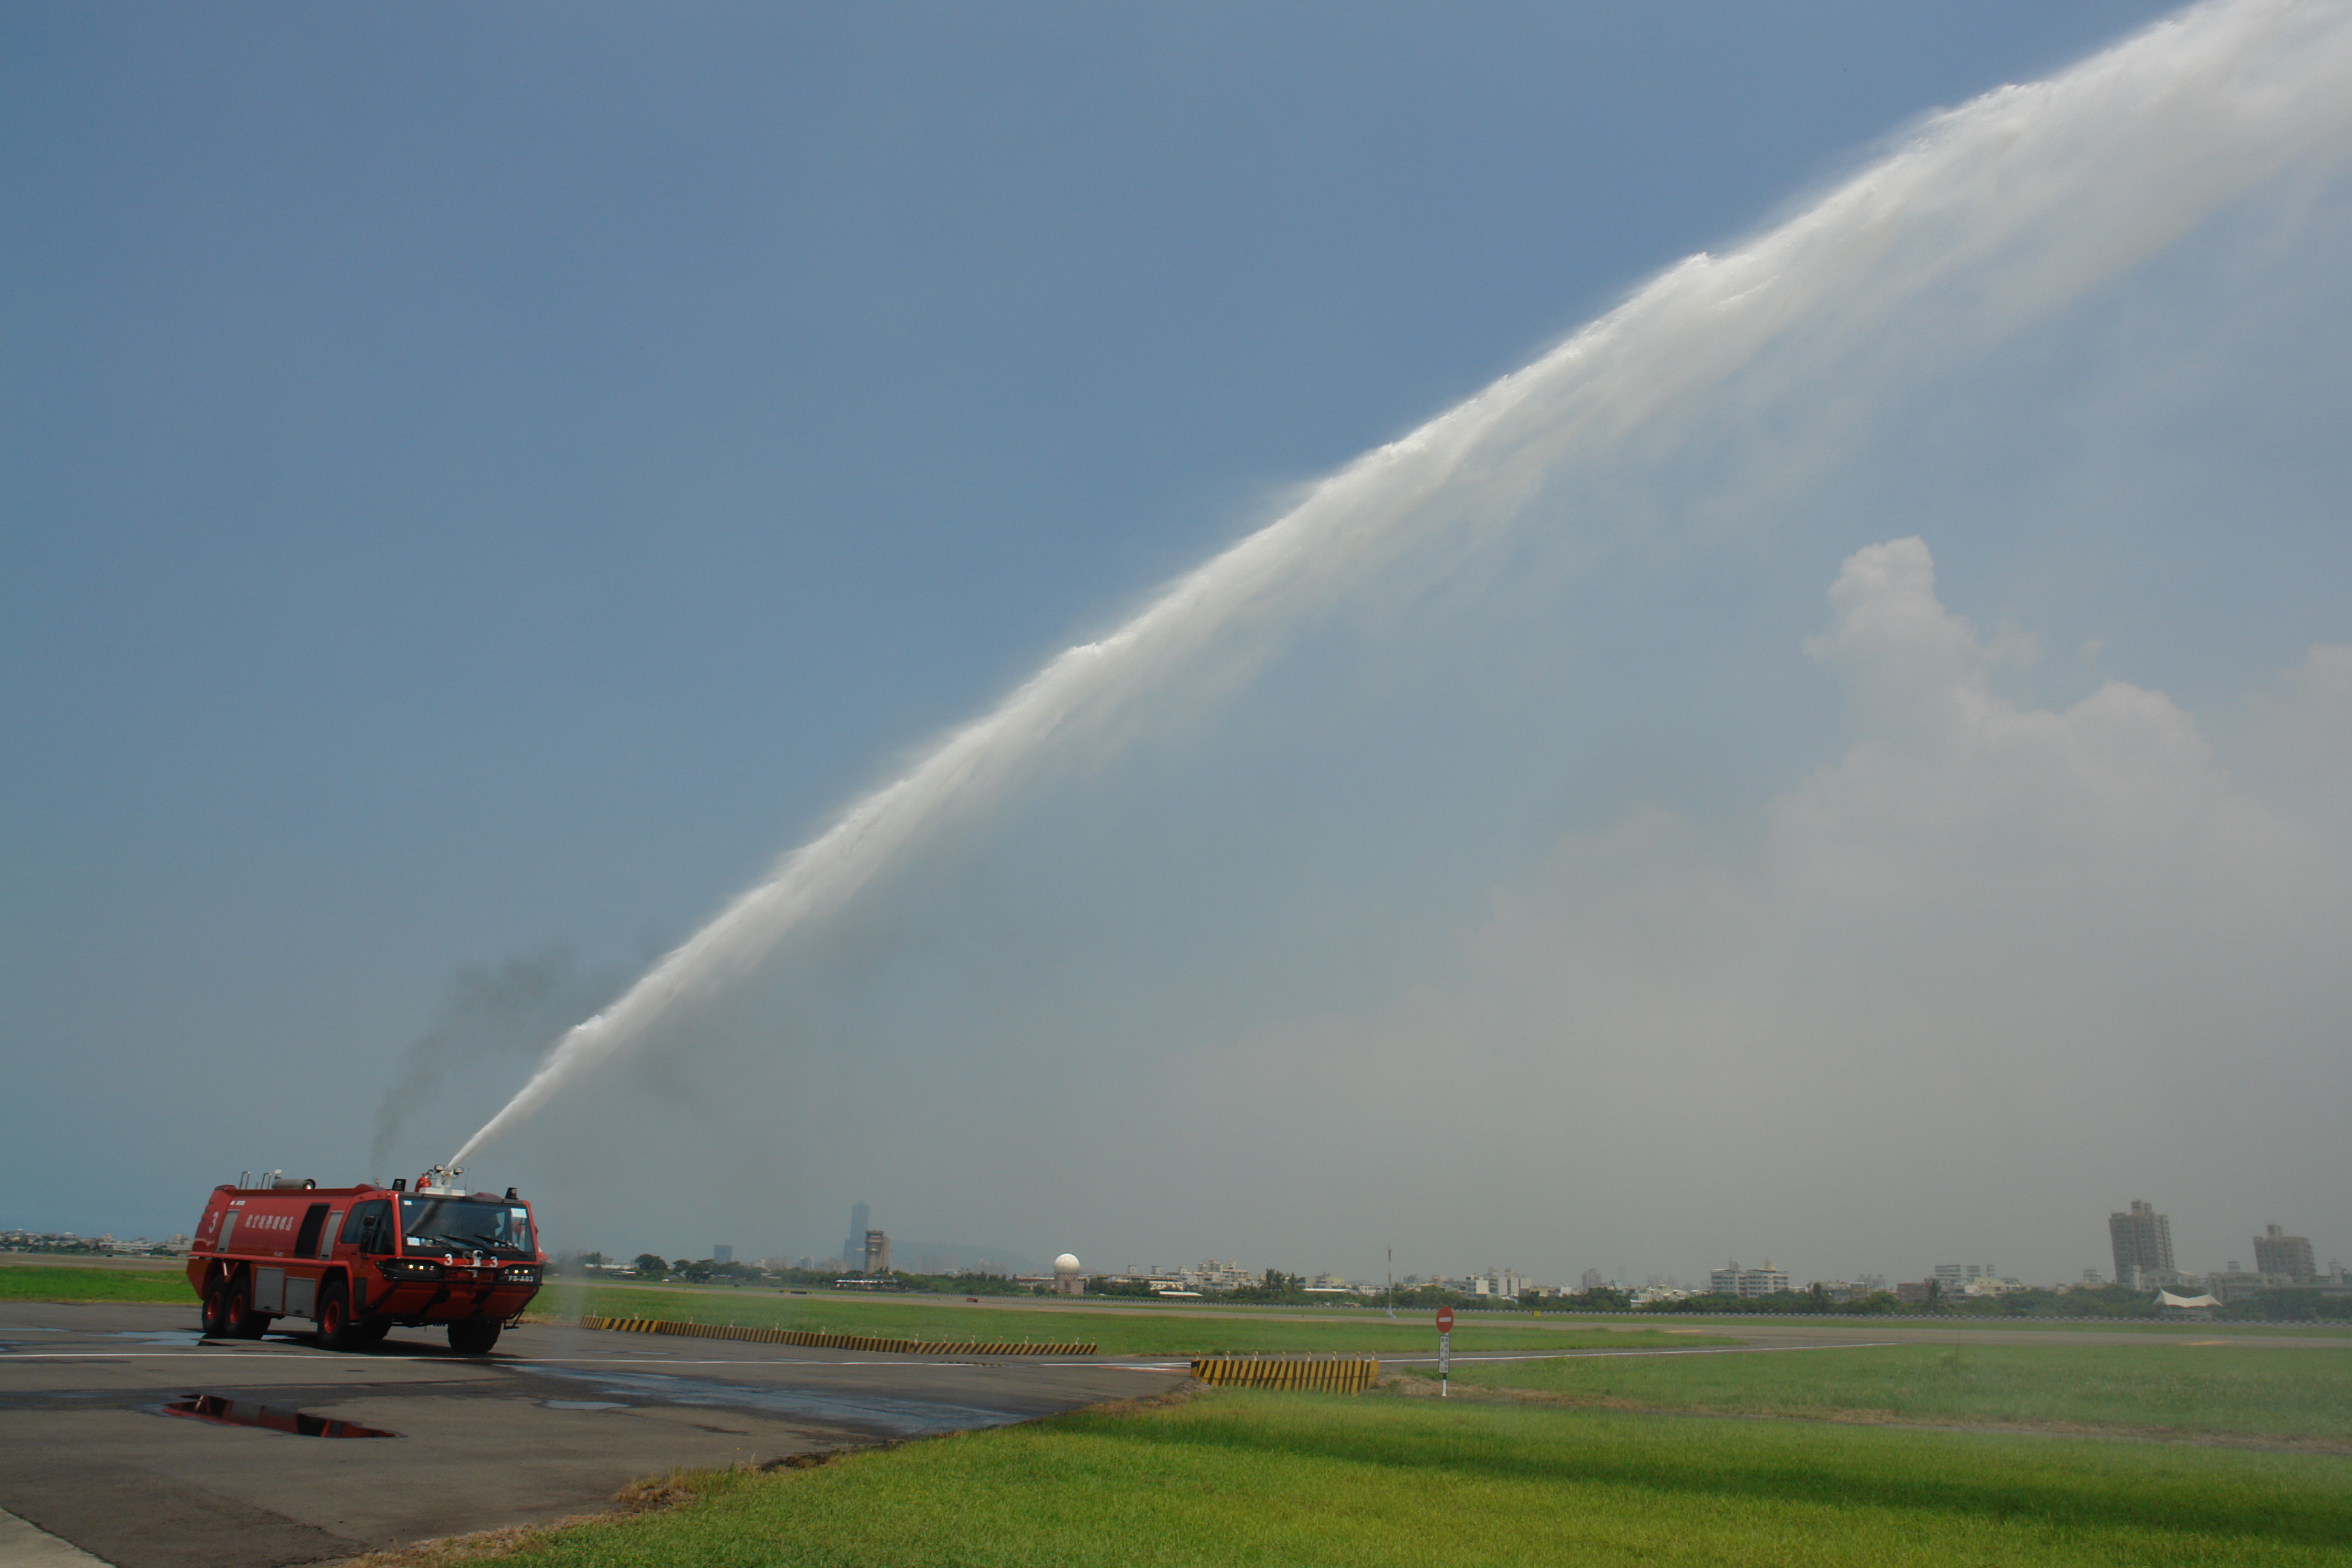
[{"x1": 8, "y1": 2, "x2": 2347, "y2": 1286}]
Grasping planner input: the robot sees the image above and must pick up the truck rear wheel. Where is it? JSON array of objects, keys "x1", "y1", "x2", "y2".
[
  {"x1": 200, "y1": 1273, "x2": 234, "y2": 1338},
  {"x1": 225, "y1": 1274, "x2": 269, "y2": 1339},
  {"x1": 315, "y1": 1281, "x2": 366, "y2": 1352},
  {"x1": 446, "y1": 1319, "x2": 501, "y2": 1355}
]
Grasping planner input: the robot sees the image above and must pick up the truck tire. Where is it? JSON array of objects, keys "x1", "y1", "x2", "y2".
[
  {"x1": 225, "y1": 1274, "x2": 269, "y2": 1339},
  {"x1": 446, "y1": 1319, "x2": 501, "y2": 1355},
  {"x1": 200, "y1": 1273, "x2": 235, "y2": 1338},
  {"x1": 315, "y1": 1280, "x2": 365, "y2": 1352}
]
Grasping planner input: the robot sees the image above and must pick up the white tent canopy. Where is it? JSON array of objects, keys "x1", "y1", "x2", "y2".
[{"x1": 2157, "y1": 1290, "x2": 2221, "y2": 1308}]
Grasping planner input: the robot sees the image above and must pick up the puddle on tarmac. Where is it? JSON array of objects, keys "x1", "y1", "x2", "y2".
[
  {"x1": 543, "y1": 1399, "x2": 632, "y2": 1411},
  {"x1": 157, "y1": 1394, "x2": 399, "y2": 1438}
]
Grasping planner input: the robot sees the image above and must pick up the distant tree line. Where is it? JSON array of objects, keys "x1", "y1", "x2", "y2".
[
  {"x1": 547, "y1": 1252, "x2": 2350, "y2": 1321},
  {"x1": 544, "y1": 1252, "x2": 1042, "y2": 1295},
  {"x1": 2216, "y1": 1289, "x2": 2352, "y2": 1322}
]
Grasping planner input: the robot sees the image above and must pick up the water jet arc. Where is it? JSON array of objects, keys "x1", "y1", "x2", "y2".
[{"x1": 449, "y1": 0, "x2": 2352, "y2": 1170}]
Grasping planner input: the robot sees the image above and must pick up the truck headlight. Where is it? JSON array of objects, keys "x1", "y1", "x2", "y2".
[
  {"x1": 502, "y1": 1266, "x2": 541, "y2": 1284},
  {"x1": 378, "y1": 1258, "x2": 445, "y2": 1281}
]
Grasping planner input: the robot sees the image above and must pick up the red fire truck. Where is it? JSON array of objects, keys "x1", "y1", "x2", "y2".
[{"x1": 186, "y1": 1166, "x2": 544, "y2": 1354}]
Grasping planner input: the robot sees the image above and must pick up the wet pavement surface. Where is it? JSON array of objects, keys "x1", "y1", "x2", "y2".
[{"x1": 0, "y1": 1302, "x2": 1189, "y2": 1566}]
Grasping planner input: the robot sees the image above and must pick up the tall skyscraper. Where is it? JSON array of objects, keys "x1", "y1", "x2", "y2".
[
  {"x1": 2253, "y1": 1224, "x2": 2316, "y2": 1283},
  {"x1": 843, "y1": 1200, "x2": 869, "y2": 1267},
  {"x1": 2109, "y1": 1200, "x2": 2175, "y2": 1287}
]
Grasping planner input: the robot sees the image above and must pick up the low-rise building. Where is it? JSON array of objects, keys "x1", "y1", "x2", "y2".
[
  {"x1": 1812, "y1": 1280, "x2": 1884, "y2": 1304},
  {"x1": 1710, "y1": 1260, "x2": 1791, "y2": 1297},
  {"x1": 1181, "y1": 1259, "x2": 1259, "y2": 1292},
  {"x1": 1933, "y1": 1263, "x2": 2001, "y2": 1293}
]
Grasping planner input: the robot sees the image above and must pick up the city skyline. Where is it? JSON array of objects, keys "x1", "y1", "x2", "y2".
[
  {"x1": 11, "y1": 1192, "x2": 2342, "y2": 1302},
  {"x1": 221, "y1": 1192, "x2": 2339, "y2": 1296}
]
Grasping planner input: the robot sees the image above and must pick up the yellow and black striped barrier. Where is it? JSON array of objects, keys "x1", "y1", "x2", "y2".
[
  {"x1": 1190, "y1": 1355, "x2": 1379, "y2": 1393},
  {"x1": 578, "y1": 1316, "x2": 1094, "y2": 1356}
]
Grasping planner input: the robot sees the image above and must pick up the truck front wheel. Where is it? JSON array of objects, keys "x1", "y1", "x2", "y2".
[
  {"x1": 446, "y1": 1319, "x2": 501, "y2": 1356},
  {"x1": 315, "y1": 1281, "x2": 367, "y2": 1352}
]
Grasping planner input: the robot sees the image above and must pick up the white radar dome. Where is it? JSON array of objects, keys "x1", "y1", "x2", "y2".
[{"x1": 1054, "y1": 1253, "x2": 1082, "y2": 1273}]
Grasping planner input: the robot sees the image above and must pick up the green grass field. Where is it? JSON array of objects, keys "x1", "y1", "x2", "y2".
[
  {"x1": 434, "y1": 1390, "x2": 2352, "y2": 1567},
  {"x1": 537, "y1": 1282, "x2": 1732, "y2": 1356},
  {"x1": 1416, "y1": 1341, "x2": 2352, "y2": 1439},
  {"x1": 0, "y1": 1265, "x2": 194, "y2": 1304}
]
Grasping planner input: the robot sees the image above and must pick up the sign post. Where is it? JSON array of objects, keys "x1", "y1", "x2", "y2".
[{"x1": 1434, "y1": 1305, "x2": 1454, "y2": 1398}]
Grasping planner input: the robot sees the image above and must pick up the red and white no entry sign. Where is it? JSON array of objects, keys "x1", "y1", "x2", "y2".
[{"x1": 1434, "y1": 1306, "x2": 1454, "y2": 1331}]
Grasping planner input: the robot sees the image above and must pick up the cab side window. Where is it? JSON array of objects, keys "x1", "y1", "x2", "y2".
[{"x1": 339, "y1": 1200, "x2": 393, "y2": 1254}]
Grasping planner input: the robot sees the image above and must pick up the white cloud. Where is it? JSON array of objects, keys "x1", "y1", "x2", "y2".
[
  {"x1": 2247, "y1": 639, "x2": 2352, "y2": 827},
  {"x1": 1777, "y1": 536, "x2": 2300, "y2": 916},
  {"x1": 1139, "y1": 538, "x2": 2352, "y2": 1284}
]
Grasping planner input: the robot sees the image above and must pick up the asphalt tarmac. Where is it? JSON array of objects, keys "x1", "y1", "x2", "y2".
[{"x1": 0, "y1": 1301, "x2": 1191, "y2": 1566}]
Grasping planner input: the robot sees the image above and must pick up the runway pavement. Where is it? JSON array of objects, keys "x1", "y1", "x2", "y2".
[{"x1": 0, "y1": 1301, "x2": 1191, "y2": 1566}]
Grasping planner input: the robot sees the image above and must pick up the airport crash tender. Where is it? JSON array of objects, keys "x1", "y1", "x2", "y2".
[{"x1": 187, "y1": 1166, "x2": 544, "y2": 1353}]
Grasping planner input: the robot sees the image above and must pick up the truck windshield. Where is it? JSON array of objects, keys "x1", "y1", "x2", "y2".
[{"x1": 397, "y1": 1197, "x2": 534, "y2": 1256}]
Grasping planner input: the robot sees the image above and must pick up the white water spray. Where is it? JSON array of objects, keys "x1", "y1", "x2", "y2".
[{"x1": 452, "y1": 0, "x2": 2352, "y2": 1170}]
